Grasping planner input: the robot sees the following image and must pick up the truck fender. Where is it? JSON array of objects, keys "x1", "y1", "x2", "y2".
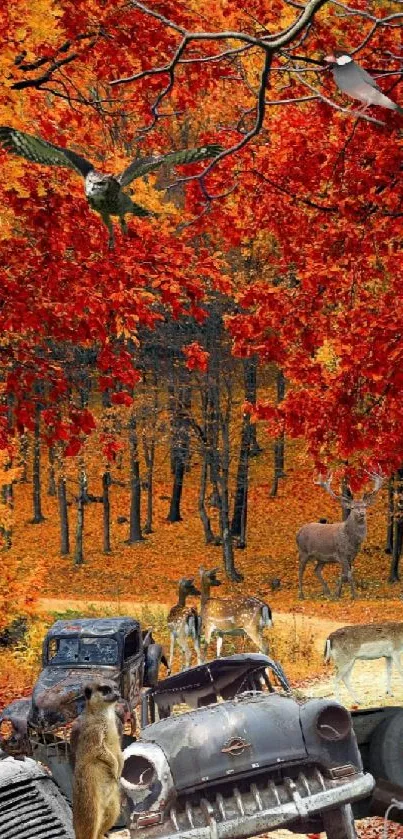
[{"x1": 144, "y1": 643, "x2": 163, "y2": 687}]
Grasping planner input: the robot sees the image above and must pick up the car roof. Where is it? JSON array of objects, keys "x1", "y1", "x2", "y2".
[{"x1": 46, "y1": 617, "x2": 140, "y2": 638}]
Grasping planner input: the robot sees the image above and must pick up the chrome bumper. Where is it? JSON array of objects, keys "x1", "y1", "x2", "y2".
[{"x1": 133, "y1": 768, "x2": 374, "y2": 838}]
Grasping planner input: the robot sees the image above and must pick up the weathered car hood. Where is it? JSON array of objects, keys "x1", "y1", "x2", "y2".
[
  {"x1": 150, "y1": 654, "x2": 290, "y2": 716},
  {"x1": 141, "y1": 692, "x2": 307, "y2": 792},
  {"x1": 29, "y1": 666, "x2": 120, "y2": 727}
]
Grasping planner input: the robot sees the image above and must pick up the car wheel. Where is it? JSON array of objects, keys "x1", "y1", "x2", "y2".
[
  {"x1": 368, "y1": 709, "x2": 403, "y2": 787},
  {"x1": 322, "y1": 804, "x2": 357, "y2": 839}
]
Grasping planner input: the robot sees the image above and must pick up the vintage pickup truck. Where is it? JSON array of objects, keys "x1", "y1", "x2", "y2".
[{"x1": 0, "y1": 616, "x2": 167, "y2": 760}]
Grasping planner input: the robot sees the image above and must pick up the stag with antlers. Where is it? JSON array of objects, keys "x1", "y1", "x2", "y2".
[{"x1": 297, "y1": 471, "x2": 385, "y2": 600}]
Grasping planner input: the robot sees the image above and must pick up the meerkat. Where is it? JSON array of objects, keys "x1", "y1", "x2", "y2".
[{"x1": 72, "y1": 680, "x2": 124, "y2": 839}]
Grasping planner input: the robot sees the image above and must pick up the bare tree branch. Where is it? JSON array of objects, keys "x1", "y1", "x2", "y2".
[{"x1": 111, "y1": 0, "x2": 329, "y2": 89}]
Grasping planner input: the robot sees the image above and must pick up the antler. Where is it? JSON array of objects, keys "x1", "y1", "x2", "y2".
[
  {"x1": 362, "y1": 467, "x2": 386, "y2": 506},
  {"x1": 315, "y1": 472, "x2": 347, "y2": 504}
]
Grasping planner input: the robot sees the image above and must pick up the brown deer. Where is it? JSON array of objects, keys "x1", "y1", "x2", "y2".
[
  {"x1": 325, "y1": 623, "x2": 403, "y2": 703},
  {"x1": 167, "y1": 577, "x2": 202, "y2": 670},
  {"x1": 297, "y1": 471, "x2": 384, "y2": 600},
  {"x1": 199, "y1": 567, "x2": 272, "y2": 658}
]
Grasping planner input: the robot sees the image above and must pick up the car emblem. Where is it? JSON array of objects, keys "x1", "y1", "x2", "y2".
[{"x1": 221, "y1": 736, "x2": 251, "y2": 756}]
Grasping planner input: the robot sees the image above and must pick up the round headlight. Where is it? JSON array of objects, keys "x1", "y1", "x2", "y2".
[
  {"x1": 121, "y1": 740, "x2": 175, "y2": 817},
  {"x1": 316, "y1": 704, "x2": 351, "y2": 741}
]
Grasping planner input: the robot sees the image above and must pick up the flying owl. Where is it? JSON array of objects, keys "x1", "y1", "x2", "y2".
[{"x1": 0, "y1": 126, "x2": 222, "y2": 248}]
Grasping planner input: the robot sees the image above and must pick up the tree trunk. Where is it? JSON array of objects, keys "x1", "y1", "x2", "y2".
[
  {"x1": 245, "y1": 356, "x2": 262, "y2": 457},
  {"x1": 1, "y1": 454, "x2": 14, "y2": 550},
  {"x1": 167, "y1": 376, "x2": 176, "y2": 476},
  {"x1": 389, "y1": 468, "x2": 403, "y2": 582},
  {"x1": 270, "y1": 370, "x2": 286, "y2": 497},
  {"x1": 198, "y1": 453, "x2": 216, "y2": 544},
  {"x1": 58, "y1": 476, "x2": 70, "y2": 555},
  {"x1": 48, "y1": 446, "x2": 57, "y2": 496},
  {"x1": 128, "y1": 413, "x2": 143, "y2": 543},
  {"x1": 231, "y1": 358, "x2": 256, "y2": 545},
  {"x1": 32, "y1": 402, "x2": 45, "y2": 523},
  {"x1": 74, "y1": 468, "x2": 86, "y2": 565},
  {"x1": 143, "y1": 434, "x2": 155, "y2": 534},
  {"x1": 103, "y1": 471, "x2": 112, "y2": 554},
  {"x1": 19, "y1": 433, "x2": 29, "y2": 483},
  {"x1": 167, "y1": 457, "x2": 186, "y2": 522},
  {"x1": 167, "y1": 383, "x2": 191, "y2": 523},
  {"x1": 219, "y1": 416, "x2": 242, "y2": 581},
  {"x1": 142, "y1": 371, "x2": 158, "y2": 535},
  {"x1": 385, "y1": 475, "x2": 394, "y2": 554},
  {"x1": 206, "y1": 309, "x2": 242, "y2": 581}
]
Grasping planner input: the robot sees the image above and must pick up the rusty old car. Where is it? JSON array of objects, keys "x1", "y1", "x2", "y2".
[
  {"x1": 0, "y1": 616, "x2": 167, "y2": 764},
  {"x1": 120, "y1": 657, "x2": 374, "y2": 839}
]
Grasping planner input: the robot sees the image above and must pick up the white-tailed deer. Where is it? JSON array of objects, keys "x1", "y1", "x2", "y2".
[
  {"x1": 167, "y1": 578, "x2": 202, "y2": 670},
  {"x1": 297, "y1": 470, "x2": 384, "y2": 600},
  {"x1": 325, "y1": 622, "x2": 403, "y2": 703},
  {"x1": 199, "y1": 567, "x2": 272, "y2": 658}
]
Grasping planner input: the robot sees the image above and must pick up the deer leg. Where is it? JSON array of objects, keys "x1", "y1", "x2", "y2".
[
  {"x1": 177, "y1": 636, "x2": 191, "y2": 670},
  {"x1": 344, "y1": 560, "x2": 356, "y2": 600},
  {"x1": 314, "y1": 562, "x2": 333, "y2": 598},
  {"x1": 391, "y1": 652, "x2": 403, "y2": 681},
  {"x1": 338, "y1": 661, "x2": 360, "y2": 704},
  {"x1": 336, "y1": 560, "x2": 355, "y2": 599},
  {"x1": 203, "y1": 625, "x2": 213, "y2": 660},
  {"x1": 193, "y1": 635, "x2": 202, "y2": 665},
  {"x1": 298, "y1": 553, "x2": 310, "y2": 599},
  {"x1": 216, "y1": 633, "x2": 223, "y2": 658},
  {"x1": 247, "y1": 626, "x2": 268, "y2": 655},
  {"x1": 168, "y1": 632, "x2": 176, "y2": 669},
  {"x1": 385, "y1": 656, "x2": 393, "y2": 695}
]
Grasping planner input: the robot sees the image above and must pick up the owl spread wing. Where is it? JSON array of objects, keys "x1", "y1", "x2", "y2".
[
  {"x1": 130, "y1": 201, "x2": 154, "y2": 217},
  {"x1": 0, "y1": 127, "x2": 94, "y2": 177},
  {"x1": 118, "y1": 144, "x2": 223, "y2": 187}
]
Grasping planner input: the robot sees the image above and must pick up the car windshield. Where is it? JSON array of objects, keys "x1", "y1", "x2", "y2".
[{"x1": 47, "y1": 636, "x2": 119, "y2": 666}]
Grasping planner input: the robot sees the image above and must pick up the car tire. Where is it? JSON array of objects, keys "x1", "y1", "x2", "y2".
[
  {"x1": 322, "y1": 804, "x2": 357, "y2": 838},
  {"x1": 368, "y1": 709, "x2": 403, "y2": 787}
]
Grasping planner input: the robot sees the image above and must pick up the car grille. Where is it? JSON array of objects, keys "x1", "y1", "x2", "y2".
[
  {"x1": 28, "y1": 723, "x2": 72, "y2": 762},
  {"x1": 151, "y1": 764, "x2": 371, "y2": 838},
  {"x1": 0, "y1": 767, "x2": 74, "y2": 838}
]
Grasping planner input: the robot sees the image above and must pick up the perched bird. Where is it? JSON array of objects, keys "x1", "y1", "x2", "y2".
[
  {"x1": 324, "y1": 53, "x2": 403, "y2": 115},
  {"x1": 0, "y1": 126, "x2": 222, "y2": 247}
]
